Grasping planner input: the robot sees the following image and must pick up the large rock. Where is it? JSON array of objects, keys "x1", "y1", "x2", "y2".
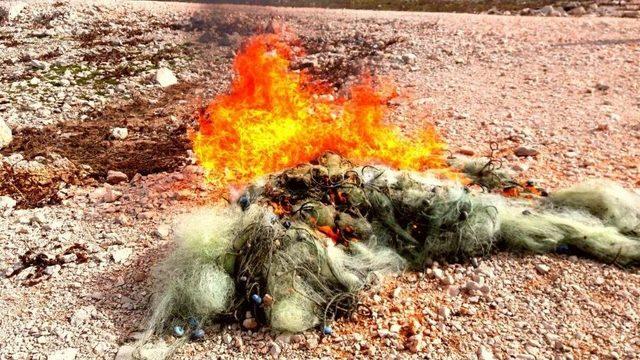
[
  {"x1": 0, "y1": 119, "x2": 12, "y2": 149},
  {"x1": 156, "y1": 68, "x2": 178, "y2": 87}
]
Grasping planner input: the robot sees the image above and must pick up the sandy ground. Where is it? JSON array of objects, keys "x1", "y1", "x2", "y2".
[{"x1": 0, "y1": 1, "x2": 639, "y2": 359}]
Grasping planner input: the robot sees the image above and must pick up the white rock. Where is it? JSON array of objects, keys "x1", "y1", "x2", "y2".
[
  {"x1": 0, "y1": 196, "x2": 17, "y2": 210},
  {"x1": 1, "y1": 2, "x2": 26, "y2": 21},
  {"x1": 0, "y1": 119, "x2": 12, "y2": 149},
  {"x1": 47, "y1": 348, "x2": 78, "y2": 360},
  {"x1": 535, "y1": 263, "x2": 550, "y2": 274},
  {"x1": 269, "y1": 342, "x2": 282, "y2": 357},
  {"x1": 477, "y1": 346, "x2": 496, "y2": 360},
  {"x1": 432, "y1": 268, "x2": 444, "y2": 280},
  {"x1": 70, "y1": 306, "x2": 95, "y2": 325},
  {"x1": 156, "y1": 68, "x2": 178, "y2": 87},
  {"x1": 438, "y1": 306, "x2": 451, "y2": 319},
  {"x1": 115, "y1": 345, "x2": 135, "y2": 360},
  {"x1": 44, "y1": 265, "x2": 61, "y2": 276},
  {"x1": 111, "y1": 127, "x2": 128, "y2": 140},
  {"x1": 155, "y1": 225, "x2": 170, "y2": 239},
  {"x1": 110, "y1": 248, "x2": 133, "y2": 264}
]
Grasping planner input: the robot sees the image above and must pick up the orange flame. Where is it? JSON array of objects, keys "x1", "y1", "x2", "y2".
[{"x1": 193, "y1": 33, "x2": 449, "y2": 186}]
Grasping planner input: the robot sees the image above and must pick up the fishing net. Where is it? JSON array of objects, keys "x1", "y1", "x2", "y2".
[{"x1": 147, "y1": 153, "x2": 640, "y2": 338}]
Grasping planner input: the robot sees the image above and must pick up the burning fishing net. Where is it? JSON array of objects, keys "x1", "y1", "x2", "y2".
[{"x1": 147, "y1": 153, "x2": 640, "y2": 340}]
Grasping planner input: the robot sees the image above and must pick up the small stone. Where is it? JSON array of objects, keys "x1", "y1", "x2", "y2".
[
  {"x1": 269, "y1": 342, "x2": 282, "y2": 357},
  {"x1": 70, "y1": 306, "x2": 95, "y2": 325},
  {"x1": 0, "y1": 119, "x2": 12, "y2": 149},
  {"x1": 155, "y1": 225, "x2": 170, "y2": 239},
  {"x1": 5, "y1": 2, "x2": 26, "y2": 21},
  {"x1": 478, "y1": 345, "x2": 496, "y2": 360},
  {"x1": 408, "y1": 334, "x2": 424, "y2": 353},
  {"x1": 608, "y1": 113, "x2": 621, "y2": 122},
  {"x1": 438, "y1": 306, "x2": 451, "y2": 319},
  {"x1": 156, "y1": 68, "x2": 178, "y2": 87},
  {"x1": 115, "y1": 345, "x2": 134, "y2": 360},
  {"x1": 389, "y1": 324, "x2": 402, "y2": 333},
  {"x1": 110, "y1": 248, "x2": 133, "y2": 264},
  {"x1": 30, "y1": 212, "x2": 47, "y2": 225},
  {"x1": 539, "y1": 5, "x2": 555, "y2": 16},
  {"x1": 47, "y1": 348, "x2": 78, "y2": 360},
  {"x1": 442, "y1": 275, "x2": 455, "y2": 286},
  {"x1": 535, "y1": 263, "x2": 550, "y2": 274},
  {"x1": 457, "y1": 148, "x2": 475, "y2": 156},
  {"x1": 595, "y1": 276, "x2": 605, "y2": 285},
  {"x1": 448, "y1": 286, "x2": 461, "y2": 297},
  {"x1": 223, "y1": 333, "x2": 233, "y2": 344},
  {"x1": 62, "y1": 253, "x2": 77, "y2": 264},
  {"x1": 432, "y1": 268, "x2": 444, "y2": 280},
  {"x1": 44, "y1": 265, "x2": 61, "y2": 276},
  {"x1": 402, "y1": 53, "x2": 418, "y2": 65},
  {"x1": 514, "y1": 146, "x2": 539, "y2": 157},
  {"x1": 234, "y1": 335, "x2": 244, "y2": 348},
  {"x1": 89, "y1": 186, "x2": 121, "y2": 203},
  {"x1": 111, "y1": 127, "x2": 128, "y2": 140},
  {"x1": 568, "y1": 6, "x2": 586, "y2": 16},
  {"x1": 242, "y1": 318, "x2": 258, "y2": 330},
  {"x1": 0, "y1": 196, "x2": 17, "y2": 210},
  {"x1": 106, "y1": 170, "x2": 128, "y2": 184}
]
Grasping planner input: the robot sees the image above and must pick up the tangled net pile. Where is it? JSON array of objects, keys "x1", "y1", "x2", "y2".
[{"x1": 147, "y1": 153, "x2": 640, "y2": 339}]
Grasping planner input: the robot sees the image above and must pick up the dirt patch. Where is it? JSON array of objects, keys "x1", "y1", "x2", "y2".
[{"x1": 1, "y1": 83, "x2": 201, "y2": 207}]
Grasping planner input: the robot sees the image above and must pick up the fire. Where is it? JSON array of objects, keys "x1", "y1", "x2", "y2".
[{"x1": 193, "y1": 33, "x2": 449, "y2": 186}]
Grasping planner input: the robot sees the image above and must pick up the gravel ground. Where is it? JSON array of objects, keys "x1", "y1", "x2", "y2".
[{"x1": 1, "y1": 1, "x2": 639, "y2": 359}]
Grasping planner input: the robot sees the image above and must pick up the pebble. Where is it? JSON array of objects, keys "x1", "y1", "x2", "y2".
[
  {"x1": 0, "y1": 195, "x2": 17, "y2": 210},
  {"x1": 110, "y1": 247, "x2": 133, "y2": 264},
  {"x1": 402, "y1": 53, "x2": 418, "y2": 65},
  {"x1": 408, "y1": 334, "x2": 424, "y2": 353},
  {"x1": 156, "y1": 67, "x2": 178, "y2": 87},
  {"x1": 0, "y1": 119, "x2": 12, "y2": 149},
  {"x1": 47, "y1": 348, "x2": 78, "y2": 360},
  {"x1": 70, "y1": 306, "x2": 95, "y2": 325},
  {"x1": 477, "y1": 345, "x2": 496, "y2": 360},
  {"x1": 269, "y1": 342, "x2": 282, "y2": 357},
  {"x1": 106, "y1": 170, "x2": 129, "y2": 184},
  {"x1": 111, "y1": 127, "x2": 128, "y2": 140},
  {"x1": 438, "y1": 306, "x2": 451, "y2": 319},
  {"x1": 432, "y1": 268, "x2": 445, "y2": 280},
  {"x1": 514, "y1": 146, "x2": 539, "y2": 157},
  {"x1": 155, "y1": 224, "x2": 170, "y2": 239},
  {"x1": 114, "y1": 345, "x2": 135, "y2": 360},
  {"x1": 242, "y1": 318, "x2": 258, "y2": 330},
  {"x1": 535, "y1": 263, "x2": 550, "y2": 274}
]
